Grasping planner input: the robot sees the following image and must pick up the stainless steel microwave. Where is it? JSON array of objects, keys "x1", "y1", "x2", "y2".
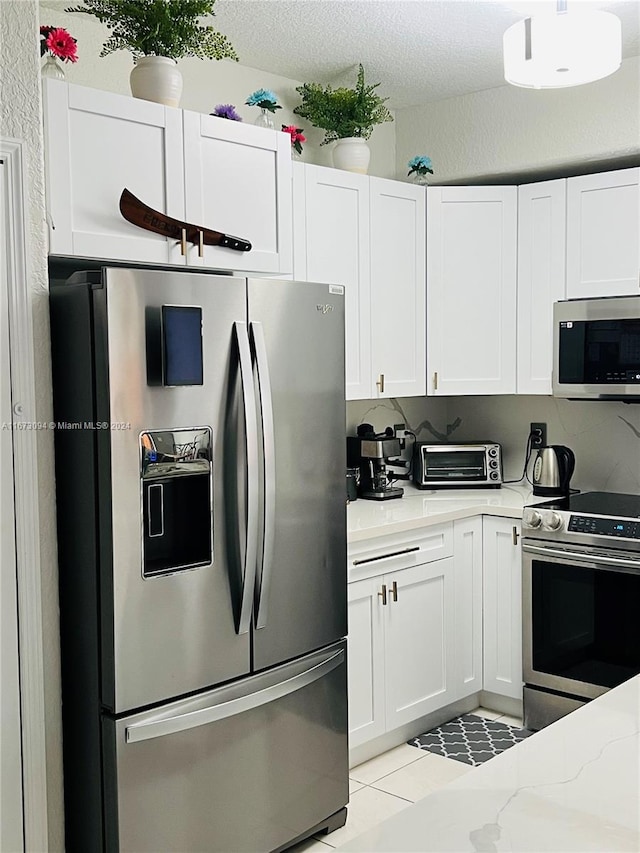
[
  {"x1": 553, "y1": 296, "x2": 640, "y2": 401},
  {"x1": 413, "y1": 442, "x2": 503, "y2": 488}
]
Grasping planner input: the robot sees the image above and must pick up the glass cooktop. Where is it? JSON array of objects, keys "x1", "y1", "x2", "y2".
[{"x1": 531, "y1": 491, "x2": 640, "y2": 519}]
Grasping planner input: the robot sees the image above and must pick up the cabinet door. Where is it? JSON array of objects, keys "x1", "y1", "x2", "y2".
[
  {"x1": 43, "y1": 80, "x2": 185, "y2": 265},
  {"x1": 294, "y1": 164, "x2": 372, "y2": 400},
  {"x1": 517, "y1": 180, "x2": 567, "y2": 395},
  {"x1": 482, "y1": 518, "x2": 522, "y2": 700},
  {"x1": 566, "y1": 168, "x2": 640, "y2": 298},
  {"x1": 426, "y1": 186, "x2": 517, "y2": 395},
  {"x1": 453, "y1": 518, "x2": 483, "y2": 701},
  {"x1": 183, "y1": 111, "x2": 292, "y2": 274},
  {"x1": 347, "y1": 577, "x2": 386, "y2": 749},
  {"x1": 370, "y1": 179, "x2": 426, "y2": 398},
  {"x1": 384, "y1": 558, "x2": 455, "y2": 729}
]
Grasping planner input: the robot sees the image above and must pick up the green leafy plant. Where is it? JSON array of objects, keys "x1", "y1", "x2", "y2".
[
  {"x1": 293, "y1": 64, "x2": 393, "y2": 145},
  {"x1": 65, "y1": 0, "x2": 238, "y2": 61}
]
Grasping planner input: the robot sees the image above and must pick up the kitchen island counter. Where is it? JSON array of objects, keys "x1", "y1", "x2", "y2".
[
  {"x1": 348, "y1": 483, "x2": 535, "y2": 543},
  {"x1": 338, "y1": 673, "x2": 640, "y2": 852}
]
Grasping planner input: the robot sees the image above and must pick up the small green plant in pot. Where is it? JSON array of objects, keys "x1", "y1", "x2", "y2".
[
  {"x1": 293, "y1": 64, "x2": 393, "y2": 174},
  {"x1": 65, "y1": 0, "x2": 238, "y2": 107}
]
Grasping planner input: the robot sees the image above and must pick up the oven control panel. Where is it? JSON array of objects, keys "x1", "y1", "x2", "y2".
[{"x1": 568, "y1": 515, "x2": 640, "y2": 539}]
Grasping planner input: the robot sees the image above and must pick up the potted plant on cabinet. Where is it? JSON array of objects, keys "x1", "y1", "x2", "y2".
[
  {"x1": 293, "y1": 64, "x2": 393, "y2": 174},
  {"x1": 65, "y1": 0, "x2": 238, "y2": 108}
]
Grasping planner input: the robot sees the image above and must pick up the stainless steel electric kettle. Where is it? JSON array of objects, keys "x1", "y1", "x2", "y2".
[{"x1": 532, "y1": 445, "x2": 575, "y2": 497}]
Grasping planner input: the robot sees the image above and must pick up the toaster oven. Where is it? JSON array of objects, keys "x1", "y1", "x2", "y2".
[{"x1": 413, "y1": 442, "x2": 503, "y2": 488}]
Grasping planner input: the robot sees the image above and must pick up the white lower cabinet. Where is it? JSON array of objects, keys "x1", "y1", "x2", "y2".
[
  {"x1": 482, "y1": 517, "x2": 523, "y2": 700},
  {"x1": 347, "y1": 576, "x2": 386, "y2": 748},
  {"x1": 452, "y1": 517, "x2": 483, "y2": 701},
  {"x1": 347, "y1": 523, "x2": 454, "y2": 750},
  {"x1": 348, "y1": 514, "x2": 523, "y2": 755},
  {"x1": 384, "y1": 559, "x2": 456, "y2": 731}
]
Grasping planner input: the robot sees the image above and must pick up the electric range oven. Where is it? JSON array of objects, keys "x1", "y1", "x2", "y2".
[{"x1": 522, "y1": 491, "x2": 640, "y2": 730}]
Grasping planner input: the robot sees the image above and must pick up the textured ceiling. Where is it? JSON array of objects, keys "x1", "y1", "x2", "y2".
[{"x1": 215, "y1": 0, "x2": 640, "y2": 107}]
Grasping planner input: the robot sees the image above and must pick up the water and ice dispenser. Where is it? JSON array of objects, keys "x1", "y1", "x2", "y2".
[
  {"x1": 141, "y1": 428, "x2": 213, "y2": 577},
  {"x1": 141, "y1": 303, "x2": 213, "y2": 577}
]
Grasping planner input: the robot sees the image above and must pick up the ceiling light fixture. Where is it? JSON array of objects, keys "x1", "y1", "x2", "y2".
[{"x1": 503, "y1": 1, "x2": 622, "y2": 89}]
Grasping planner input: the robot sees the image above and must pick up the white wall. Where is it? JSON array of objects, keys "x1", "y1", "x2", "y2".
[
  {"x1": 395, "y1": 56, "x2": 640, "y2": 183},
  {"x1": 38, "y1": 1, "x2": 396, "y2": 178},
  {"x1": 0, "y1": 2, "x2": 64, "y2": 850}
]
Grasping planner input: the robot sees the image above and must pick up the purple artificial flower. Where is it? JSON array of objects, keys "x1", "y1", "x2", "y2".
[{"x1": 211, "y1": 104, "x2": 243, "y2": 122}]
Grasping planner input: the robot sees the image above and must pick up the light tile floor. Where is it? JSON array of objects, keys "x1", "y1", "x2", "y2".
[{"x1": 288, "y1": 708, "x2": 523, "y2": 852}]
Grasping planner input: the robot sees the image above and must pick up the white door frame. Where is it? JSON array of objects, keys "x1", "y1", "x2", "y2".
[{"x1": 1, "y1": 137, "x2": 49, "y2": 851}]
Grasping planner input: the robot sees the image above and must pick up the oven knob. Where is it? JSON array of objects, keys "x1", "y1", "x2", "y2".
[
  {"x1": 542, "y1": 511, "x2": 563, "y2": 531},
  {"x1": 522, "y1": 508, "x2": 542, "y2": 529}
]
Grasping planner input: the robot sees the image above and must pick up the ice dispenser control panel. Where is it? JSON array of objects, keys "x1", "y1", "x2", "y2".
[{"x1": 140, "y1": 428, "x2": 213, "y2": 577}]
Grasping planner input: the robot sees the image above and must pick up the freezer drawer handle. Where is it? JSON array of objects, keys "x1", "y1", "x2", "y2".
[{"x1": 124, "y1": 649, "x2": 345, "y2": 744}]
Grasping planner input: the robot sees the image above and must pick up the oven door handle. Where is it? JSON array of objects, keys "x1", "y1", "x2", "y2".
[{"x1": 523, "y1": 543, "x2": 640, "y2": 571}]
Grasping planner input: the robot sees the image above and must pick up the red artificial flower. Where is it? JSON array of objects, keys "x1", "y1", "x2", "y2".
[
  {"x1": 45, "y1": 27, "x2": 78, "y2": 63},
  {"x1": 282, "y1": 125, "x2": 306, "y2": 154}
]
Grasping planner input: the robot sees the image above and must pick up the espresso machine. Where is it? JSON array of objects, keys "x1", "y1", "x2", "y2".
[{"x1": 347, "y1": 425, "x2": 405, "y2": 500}]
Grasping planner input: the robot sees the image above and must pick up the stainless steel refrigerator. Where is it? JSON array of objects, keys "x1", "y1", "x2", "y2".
[{"x1": 49, "y1": 266, "x2": 348, "y2": 852}]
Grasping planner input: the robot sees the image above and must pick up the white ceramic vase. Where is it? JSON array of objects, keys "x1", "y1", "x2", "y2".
[
  {"x1": 130, "y1": 56, "x2": 183, "y2": 108},
  {"x1": 332, "y1": 137, "x2": 371, "y2": 174}
]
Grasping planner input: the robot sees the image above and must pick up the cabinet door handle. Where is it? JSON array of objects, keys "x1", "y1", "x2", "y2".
[
  {"x1": 376, "y1": 373, "x2": 385, "y2": 394},
  {"x1": 391, "y1": 580, "x2": 398, "y2": 602},
  {"x1": 378, "y1": 584, "x2": 388, "y2": 606},
  {"x1": 198, "y1": 229, "x2": 204, "y2": 258},
  {"x1": 433, "y1": 371, "x2": 438, "y2": 391},
  {"x1": 513, "y1": 526, "x2": 520, "y2": 546},
  {"x1": 180, "y1": 227, "x2": 187, "y2": 256}
]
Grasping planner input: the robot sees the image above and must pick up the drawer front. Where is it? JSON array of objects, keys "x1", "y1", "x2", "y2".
[{"x1": 348, "y1": 523, "x2": 453, "y2": 582}]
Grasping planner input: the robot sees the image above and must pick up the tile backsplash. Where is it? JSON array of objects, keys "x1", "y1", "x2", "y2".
[{"x1": 347, "y1": 395, "x2": 640, "y2": 494}]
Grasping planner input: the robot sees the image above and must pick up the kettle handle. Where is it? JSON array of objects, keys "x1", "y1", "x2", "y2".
[{"x1": 554, "y1": 445, "x2": 575, "y2": 487}]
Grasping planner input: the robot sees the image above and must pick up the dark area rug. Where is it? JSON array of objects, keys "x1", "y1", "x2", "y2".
[{"x1": 407, "y1": 713, "x2": 534, "y2": 766}]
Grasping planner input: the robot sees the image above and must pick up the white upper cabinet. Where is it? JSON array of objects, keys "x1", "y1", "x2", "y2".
[
  {"x1": 42, "y1": 80, "x2": 292, "y2": 274},
  {"x1": 293, "y1": 163, "x2": 426, "y2": 400},
  {"x1": 427, "y1": 186, "x2": 518, "y2": 396},
  {"x1": 43, "y1": 79, "x2": 185, "y2": 265},
  {"x1": 293, "y1": 163, "x2": 371, "y2": 400},
  {"x1": 566, "y1": 168, "x2": 640, "y2": 298},
  {"x1": 183, "y1": 111, "x2": 292, "y2": 274},
  {"x1": 370, "y1": 178, "x2": 426, "y2": 398},
  {"x1": 517, "y1": 180, "x2": 567, "y2": 395}
]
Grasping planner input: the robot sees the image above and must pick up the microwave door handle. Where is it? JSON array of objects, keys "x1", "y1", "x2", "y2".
[
  {"x1": 233, "y1": 321, "x2": 259, "y2": 635},
  {"x1": 250, "y1": 321, "x2": 275, "y2": 630}
]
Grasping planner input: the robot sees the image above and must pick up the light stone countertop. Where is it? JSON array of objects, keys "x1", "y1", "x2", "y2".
[
  {"x1": 338, "y1": 673, "x2": 640, "y2": 852},
  {"x1": 347, "y1": 483, "x2": 537, "y2": 543}
]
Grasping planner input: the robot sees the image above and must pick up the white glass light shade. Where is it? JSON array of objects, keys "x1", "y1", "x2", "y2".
[{"x1": 503, "y1": 11, "x2": 622, "y2": 88}]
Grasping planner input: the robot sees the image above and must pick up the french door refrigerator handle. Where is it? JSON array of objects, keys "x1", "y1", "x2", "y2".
[
  {"x1": 250, "y1": 321, "x2": 275, "y2": 629},
  {"x1": 125, "y1": 649, "x2": 344, "y2": 743},
  {"x1": 234, "y1": 321, "x2": 259, "y2": 635}
]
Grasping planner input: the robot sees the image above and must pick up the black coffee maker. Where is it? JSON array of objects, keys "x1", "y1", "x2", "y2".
[{"x1": 347, "y1": 424, "x2": 404, "y2": 501}]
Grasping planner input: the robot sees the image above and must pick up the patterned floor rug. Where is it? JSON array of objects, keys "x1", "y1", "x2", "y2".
[{"x1": 407, "y1": 713, "x2": 534, "y2": 766}]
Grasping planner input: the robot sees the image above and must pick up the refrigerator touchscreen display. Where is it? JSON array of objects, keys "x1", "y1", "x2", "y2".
[{"x1": 162, "y1": 306, "x2": 203, "y2": 386}]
